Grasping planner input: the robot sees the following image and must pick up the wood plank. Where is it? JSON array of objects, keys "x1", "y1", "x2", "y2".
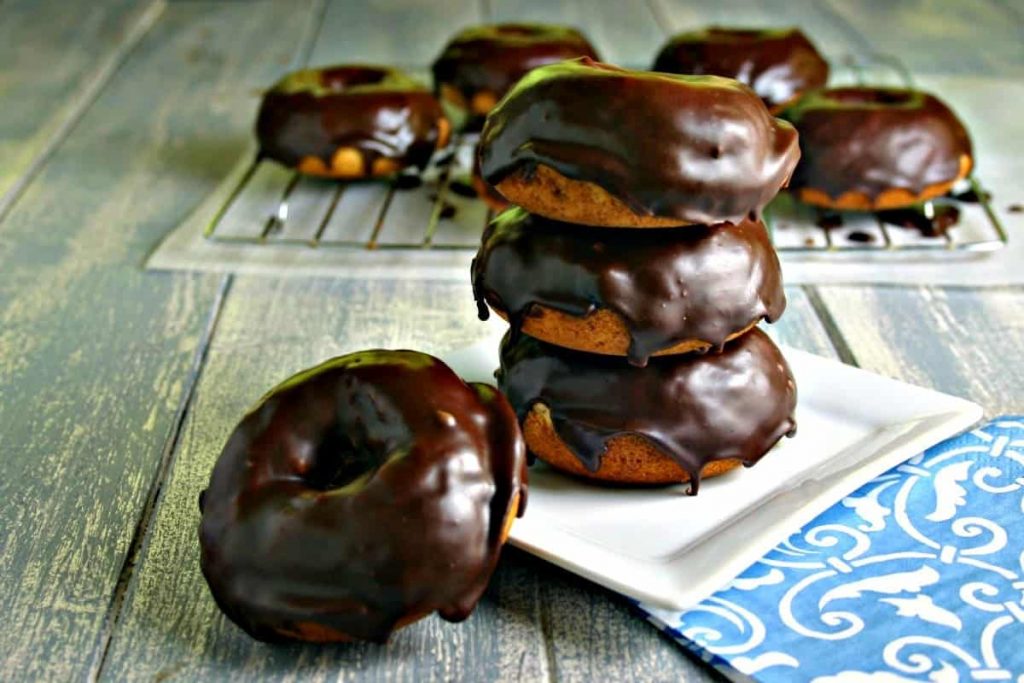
[
  {"x1": 649, "y1": 0, "x2": 872, "y2": 63},
  {"x1": 308, "y1": 0, "x2": 482, "y2": 68},
  {"x1": 813, "y1": 286, "x2": 1024, "y2": 414},
  {"x1": 534, "y1": 285, "x2": 837, "y2": 683},
  {"x1": 487, "y1": 0, "x2": 665, "y2": 67},
  {"x1": 0, "y1": 0, "x2": 159, "y2": 216},
  {"x1": 821, "y1": 0, "x2": 1024, "y2": 76},
  {"x1": 0, "y1": 2, "x2": 316, "y2": 680}
]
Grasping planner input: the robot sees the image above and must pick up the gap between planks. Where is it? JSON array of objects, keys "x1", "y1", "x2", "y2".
[
  {"x1": 87, "y1": 274, "x2": 234, "y2": 682},
  {"x1": 0, "y1": 0, "x2": 167, "y2": 227},
  {"x1": 86, "y1": 4, "x2": 332, "y2": 678}
]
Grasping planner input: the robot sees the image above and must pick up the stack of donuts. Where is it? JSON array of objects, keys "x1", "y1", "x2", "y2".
[{"x1": 472, "y1": 57, "x2": 800, "y2": 492}]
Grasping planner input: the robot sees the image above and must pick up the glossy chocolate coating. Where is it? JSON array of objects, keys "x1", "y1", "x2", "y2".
[
  {"x1": 472, "y1": 207, "x2": 786, "y2": 366},
  {"x1": 499, "y1": 328, "x2": 797, "y2": 494},
  {"x1": 782, "y1": 87, "x2": 973, "y2": 201},
  {"x1": 432, "y1": 24, "x2": 599, "y2": 124},
  {"x1": 479, "y1": 58, "x2": 800, "y2": 225},
  {"x1": 199, "y1": 351, "x2": 527, "y2": 643},
  {"x1": 256, "y1": 65, "x2": 444, "y2": 171},
  {"x1": 653, "y1": 27, "x2": 829, "y2": 111}
]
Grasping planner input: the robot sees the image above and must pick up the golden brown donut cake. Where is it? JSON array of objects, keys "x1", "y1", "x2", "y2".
[
  {"x1": 431, "y1": 23, "x2": 599, "y2": 130},
  {"x1": 478, "y1": 57, "x2": 800, "y2": 227},
  {"x1": 199, "y1": 351, "x2": 527, "y2": 643},
  {"x1": 653, "y1": 27, "x2": 829, "y2": 113},
  {"x1": 498, "y1": 329, "x2": 797, "y2": 492},
  {"x1": 472, "y1": 208, "x2": 785, "y2": 366},
  {"x1": 256, "y1": 65, "x2": 450, "y2": 179},
  {"x1": 782, "y1": 87, "x2": 973, "y2": 210}
]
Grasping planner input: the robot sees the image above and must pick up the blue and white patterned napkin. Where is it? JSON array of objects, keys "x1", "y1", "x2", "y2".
[{"x1": 638, "y1": 417, "x2": 1024, "y2": 681}]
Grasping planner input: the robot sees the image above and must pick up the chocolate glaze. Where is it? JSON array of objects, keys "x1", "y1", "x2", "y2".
[
  {"x1": 472, "y1": 208, "x2": 786, "y2": 366},
  {"x1": 815, "y1": 212, "x2": 844, "y2": 230},
  {"x1": 653, "y1": 27, "x2": 829, "y2": 111},
  {"x1": 498, "y1": 328, "x2": 797, "y2": 494},
  {"x1": 199, "y1": 351, "x2": 527, "y2": 643},
  {"x1": 783, "y1": 87, "x2": 973, "y2": 201},
  {"x1": 878, "y1": 205, "x2": 960, "y2": 237},
  {"x1": 432, "y1": 24, "x2": 599, "y2": 127},
  {"x1": 479, "y1": 58, "x2": 800, "y2": 226},
  {"x1": 256, "y1": 65, "x2": 444, "y2": 172}
]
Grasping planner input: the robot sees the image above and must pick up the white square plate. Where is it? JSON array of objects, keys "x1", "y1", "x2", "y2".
[{"x1": 443, "y1": 331, "x2": 983, "y2": 611}]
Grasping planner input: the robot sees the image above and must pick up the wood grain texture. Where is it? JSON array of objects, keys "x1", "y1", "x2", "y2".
[
  {"x1": 100, "y1": 275, "x2": 833, "y2": 682},
  {"x1": 486, "y1": 0, "x2": 665, "y2": 66},
  {"x1": 821, "y1": 0, "x2": 1024, "y2": 76},
  {"x1": 648, "y1": 0, "x2": 871, "y2": 62},
  {"x1": 0, "y1": 2, "x2": 314, "y2": 680},
  {"x1": 0, "y1": 0, "x2": 156, "y2": 210},
  {"x1": 308, "y1": 0, "x2": 482, "y2": 68},
  {"x1": 814, "y1": 286, "x2": 1024, "y2": 414}
]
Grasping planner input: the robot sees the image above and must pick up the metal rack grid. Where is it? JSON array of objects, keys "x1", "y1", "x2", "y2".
[{"x1": 199, "y1": 55, "x2": 1008, "y2": 256}]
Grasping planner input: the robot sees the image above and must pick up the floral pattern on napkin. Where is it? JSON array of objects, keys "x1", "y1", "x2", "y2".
[{"x1": 639, "y1": 417, "x2": 1024, "y2": 682}]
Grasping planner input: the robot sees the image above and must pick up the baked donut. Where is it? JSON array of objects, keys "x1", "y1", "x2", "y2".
[
  {"x1": 478, "y1": 58, "x2": 800, "y2": 227},
  {"x1": 199, "y1": 350, "x2": 527, "y2": 643},
  {"x1": 499, "y1": 328, "x2": 796, "y2": 493},
  {"x1": 256, "y1": 65, "x2": 451, "y2": 179},
  {"x1": 652, "y1": 27, "x2": 829, "y2": 113},
  {"x1": 782, "y1": 87, "x2": 973, "y2": 210},
  {"x1": 472, "y1": 207, "x2": 785, "y2": 367},
  {"x1": 431, "y1": 23, "x2": 599, "y2": 130}
]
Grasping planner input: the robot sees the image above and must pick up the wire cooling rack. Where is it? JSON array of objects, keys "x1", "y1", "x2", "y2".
[{"x1": 149, "y1": 54, "x2": 1007, "y2": 279}]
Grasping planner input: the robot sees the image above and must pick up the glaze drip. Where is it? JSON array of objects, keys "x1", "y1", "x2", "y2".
[
  {"x1": 478, "y1": 58, "x2": 800, "y2": 225},
  {"x1": 498, "y1": 329, "x2": 797, "y2": 494},
  {"x1": 472, "y1": 208, "x2": 785, "y2": 366},
  {"x1": 199, "y1": 351, "x2": 526, "y2": 643}
]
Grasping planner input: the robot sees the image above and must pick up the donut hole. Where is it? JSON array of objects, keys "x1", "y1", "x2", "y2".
[
  {"x1": 320, "y1": 67, "x2": 390, "y2": 92},
  {"x1": 304, "y1": 424, "x2": 384, "y2": 491},
  {"x1": 827, "y1": 88, "x2": 914, "y2": 106}
]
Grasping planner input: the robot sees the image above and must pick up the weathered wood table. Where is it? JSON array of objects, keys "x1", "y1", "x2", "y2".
[{"x1": 2, "y1": 1, "x2": 1021, "y2": 680}]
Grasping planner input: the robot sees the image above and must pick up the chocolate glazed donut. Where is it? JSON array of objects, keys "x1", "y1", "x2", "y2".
[
  {"x1": 499, "y1": 329, "x2": 797, "y2": 493},
  {"x1": 472, "y1": 208, "x2": 786, "y2": 367},
  {"x1": 782, "y1": 87, "x2": 974, "y2": 210},
  {"x1": 199, "y1": 351, "x2": 527, "y2": 643},
  {"x1": 652, "y1": 27, "x2": 829, "y2": 113},
  {"x1": 256, "y1": 65, "x2": 450, "y2": 179},
  {"x1": 432, "y1": 23, "x2": 599, "y2": 130},
  {"x1": 478, "y1": 58, "x2": 800, "y2": 227}
]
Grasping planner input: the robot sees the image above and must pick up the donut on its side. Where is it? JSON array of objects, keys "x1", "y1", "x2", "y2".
[{"x1": 199, "y1": 350, "x2": 526, "y2": 643}]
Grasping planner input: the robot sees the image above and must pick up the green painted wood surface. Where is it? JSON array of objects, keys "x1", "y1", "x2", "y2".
[
  {"x1": 821, "y1": 0, "x2": 1024, "y2": 75},
  {"x1": 0, "y1": 0, "x2": 157, "y2": 212},
  {"x1": 1, "y1": 0, "x2": 1022, "y2": 681},
  {"x1": 0, "y1": 1, "x2": 315, "y2": 679},
  {"x1": 815, "y1": 286, "x2": 1024, "y2": 414}
]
